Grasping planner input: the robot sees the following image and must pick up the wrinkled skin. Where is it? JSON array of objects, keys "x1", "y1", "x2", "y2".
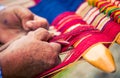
[
  {"x1": 0, "y1": 5, "x2": 49, "y2": 43},
  {"x1": 0, "y1": 6, "x2": 61, "y2": 78},
  {"x1": 0, "y1": 28, "x2": 61, "y2": 78}
]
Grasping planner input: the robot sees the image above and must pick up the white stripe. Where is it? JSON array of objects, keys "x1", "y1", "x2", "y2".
[
  {"x1": 83, "y1": 7, "x2": 96, "y2": 21},
  {"x1": 76, "y1": 2, "x2": 88, "y2": 14},
  {"x1": 65, "y1": 23, "x2": 81, "y2": 33},
  {"x1": 92, "y1": 13, "x2": 105, "y2": 27},
  {"x1": 86, "y1": 8, "x2": 100, "y2": 24},
  {"x1": 97, "y1": 17, "x2": 110, "y2": 30}
]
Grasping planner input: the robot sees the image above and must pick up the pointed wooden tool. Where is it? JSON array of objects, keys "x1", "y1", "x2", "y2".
[
  {"x1": 82, "y1": 43, "x2": 116, "y2": 73},
  {"x1": 116, "y1": 33, "x2": 120, "y2": 44}
]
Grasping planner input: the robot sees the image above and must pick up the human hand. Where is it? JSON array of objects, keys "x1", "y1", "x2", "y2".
[
  {"x1": 0, "y1": 28, "x2": 61, "y2": 78},
  {"x1": 0, "y1": 5, "x2": 49, "y2": 43}
]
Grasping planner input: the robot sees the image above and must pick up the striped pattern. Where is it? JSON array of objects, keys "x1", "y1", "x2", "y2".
[
  {"x1": 76, "y1": 2, "x2": 110, "y2": 30},
  {"x1": 87, "y1": 0, "x2": 120, "y2": 23},
  {"x1": 76, "y1": 2, "x2": 120, "y2": 44},
  {"x1": 36, "y1": 1, "x2": 120, "y2": 77},
  {"x1": 37, "y1": 12, "x2": 113, "y2": 78},
  {"x1": 107, "y1": 0, "x2": 120, "y2": 7}
]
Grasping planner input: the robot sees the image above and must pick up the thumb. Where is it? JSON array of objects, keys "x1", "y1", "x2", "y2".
[
  {"x1": 49, "y1": 42, "x2": 61, "y2": 65},
  {"x1": 49, "y1": 42, "x2": 61, "y2": 53}
]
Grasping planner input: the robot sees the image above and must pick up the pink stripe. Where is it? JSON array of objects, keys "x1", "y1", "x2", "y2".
[
  {"x1": 58, "y1": 19, "x2": 86, "y2": 33},
  {"x1": 56, "y1": 15, "x2": 83, "y2": 30},
  {"x1": 102, "y1": 20, "x2": 120, "y2": 40},
  {"x1": 33, "y1": 0, "x2": 41, "y2": 4},
  {"x1": 37, "y1": 26, "x2": 112, "y2": 77},
  {"x1": 52, "y1": 12, "x2": 74, "y2": 28}
]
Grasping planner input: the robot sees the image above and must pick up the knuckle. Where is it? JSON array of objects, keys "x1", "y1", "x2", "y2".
[
  {"x1": 41, "y1": 28, "x2": 48, "y2": 33},
  {"x1": 42, "y1": 18, "x2": 48, "y2": 23},
  {"x1": 38, "y1": 28, "x2": 50, "y2": 36},
  {"x1": 40, "y1": 18, "x2": 49, "y2": 29},
  {"x1": 27, "y1": 31, "x2": 34, "y2": 36},
  {"x1": 15, "y1": 6, "x2": 33, "y2": 19},
  {"x1": 23, "y1": 12, "x2": 33, "y2": 19}
]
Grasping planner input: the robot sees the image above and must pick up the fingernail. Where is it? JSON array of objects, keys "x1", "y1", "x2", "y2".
[
  {"x1": 56, "y1": 40, "x2": 69, "y2": 45},
  {"x1": 26, "y1": 21, "x2": 33, "y2": 27}
]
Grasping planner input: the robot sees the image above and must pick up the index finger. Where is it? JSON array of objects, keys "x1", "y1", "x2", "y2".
[{"x1": 27, "y1": 28, "x2": 52, "y2": 41}]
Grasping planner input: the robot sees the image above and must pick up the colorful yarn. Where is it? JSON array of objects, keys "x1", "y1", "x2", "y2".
[
  {"x1": 87, "y1": 0, "x2": 98, "y2": 6},
  {"x1": 35, "y1": 12, "x2": 113, "y2": 77},
  {"x1": 102, "y1": 20, "x2": 120, "y2": 40},
  {"x1": 87, "y1": 0, "x2": 120, "y2": 23},
  {"x1": 76, "y1": 2, "x2": 120, "y2": 43},
  {"x1": 107, "y1": 0, "x2": 120, "y2": 7},
  {"x1": 29, "y1": 0, "x2": 120, "y2": 77},
  {"x1": 33, "y1": 0, "x2": 41, "y2": 4},
  {"x1": 87, "y1": 0, "x2": 120, "y2": 7}
]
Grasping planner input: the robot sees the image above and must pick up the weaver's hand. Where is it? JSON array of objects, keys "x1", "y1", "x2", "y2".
[
  {"x1": 0, "y1": 5, "x2": 49, "y2": 43},
  {"x1": 0, "y1": 28, "x2": 61, "y2": 78}
]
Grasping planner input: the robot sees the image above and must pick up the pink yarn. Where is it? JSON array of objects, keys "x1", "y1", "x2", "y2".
[
  {"x1": 33, "y1": 0, "x2": 41, "y2": 4},
  {"x1": 36, "y1": 12, "x2": 113, "y2": 78}
]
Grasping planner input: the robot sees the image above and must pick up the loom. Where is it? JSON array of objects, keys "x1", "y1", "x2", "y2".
[{"x1": 30, "y1": 0, "x2": 120, "y2": 77}]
